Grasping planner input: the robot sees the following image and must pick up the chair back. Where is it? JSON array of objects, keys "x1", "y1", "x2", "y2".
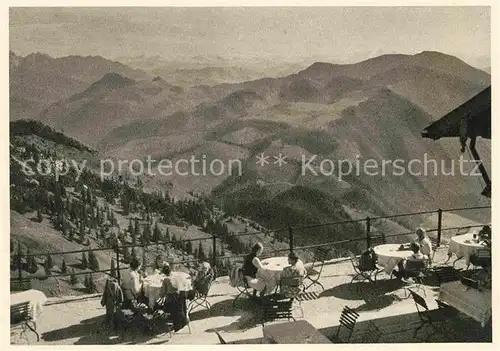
[
  {"x1": 279, "y1": 276, "x2": 304, "y2": 298},
  {"x1": 405, "y1": 259, "x2": 427, "y2": 272},
  {"x1": 11, "y1": 302, "x2": 31, "y2": 325},
  {"x1": 314, "y1": 247, "x2": 329, "y2": 263},
  {"x1": 362, "y1": 320, "x2": 381, "y2": 343},
  {"x1": 434, "y1": 266, "x2": 460, "y2": 285},
  {"x1": 336, "y1": 306, "x2": 360, "y2": 342}
]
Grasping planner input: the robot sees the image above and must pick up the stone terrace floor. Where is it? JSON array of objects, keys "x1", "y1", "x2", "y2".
[{"x1": 11, "y1": 247, "x2": 492, "y2": 345}]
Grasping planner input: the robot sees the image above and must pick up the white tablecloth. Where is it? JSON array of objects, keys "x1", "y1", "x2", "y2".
[
  {"x1": 10, "y1": 289, "x2": 47, "y2": 322},
  {"x1": 374, "y1": 244, "x2": 413, "y2": 274},
  {"x1": 439, "y1": 281, "x2": 491, "y2": 327},
  {"x1": 259, "y1": 257, "x2": 290, "y2": 294},
  {"x1": 143, "y1": 272, "x2": 192, "y2": 309},
  {"x1": 448, "y1": 233, "x2": 488, "y2": 265}
]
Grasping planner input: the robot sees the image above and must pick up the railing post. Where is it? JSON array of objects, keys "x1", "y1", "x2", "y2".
[
  {"x1": 366, "y1": 217, "x2": 371, "y2": 249},
  {"x1": 288, "y1": 225, "x2": 294, "y2": 253},
  {"x1": 115, "y1": 244, "x2": 121, "y2": 283},
  {"x1": 437, "y1": 209, "x2": 442, "y2": 247},
  {"x1": 212, "y1": 236, "x2": 217, "y2": 269}
]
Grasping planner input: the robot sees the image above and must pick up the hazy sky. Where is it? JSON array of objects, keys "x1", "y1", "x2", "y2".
[{"x1": 9, "y1": 7, "x2": 491, "y2": 67}]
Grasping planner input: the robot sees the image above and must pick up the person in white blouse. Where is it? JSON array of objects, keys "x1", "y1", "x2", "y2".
[
  {"x1": 416, "y1": 227, "x2": 433, "y2": 259},
  {"x1": 121, "y1": 258, "x2": 143, "y2": 303}
]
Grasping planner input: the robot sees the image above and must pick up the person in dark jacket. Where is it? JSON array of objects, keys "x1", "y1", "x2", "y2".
[
  {"x1": 100, "y1": 278, "x2": 124, "y2": 330},
  {"x1": 242, "y1": 242, "x2": 267, "y2": 292}
]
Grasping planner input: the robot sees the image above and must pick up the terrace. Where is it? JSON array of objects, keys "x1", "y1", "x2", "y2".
[{"x1": 11, "y1": 246, "x2": 491, "y2": 345}]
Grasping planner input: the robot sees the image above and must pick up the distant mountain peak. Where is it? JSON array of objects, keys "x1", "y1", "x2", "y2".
[{"x1": 83, "y1": 72, "x2": 136, "y2": 94}]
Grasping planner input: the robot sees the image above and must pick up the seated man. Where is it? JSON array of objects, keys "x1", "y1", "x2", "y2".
[
  {"x1": 282, "y1": 252, "x2": 306, "y2": 279},
  {"x1": 392, "y1": 242, "x2": 428, "y2": 280},
  {"x1": 120, "y1": 258, "x2": 143, "y2": 308}
]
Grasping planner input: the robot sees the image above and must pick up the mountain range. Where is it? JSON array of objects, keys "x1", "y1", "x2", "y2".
[{"x1": 10, "y1": 50, "x2": 491, "y2": 242}]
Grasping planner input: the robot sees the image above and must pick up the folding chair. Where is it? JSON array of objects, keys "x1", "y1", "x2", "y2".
[
  {"x1": 333, "y1": 306, "x2": 360, "y2": 343},
  {"x1": 261, "y1": 294, "x2": 294, "y2": 327},
  {"x1": 469, "y1": 248, "x2": 491, "y2": 270},
  {"x1": 11, "y1": 301, "x2": 39, "y2": 342},
  {"x1": 188, "y1": 269, "x2": 214, "y2": 315},
  {"x1": 408, "y1": 289, "x2": 453, "y2": 341},
  {"x1": 361, "y1": 320, "x2": 381, "y2": 343},
  {"x1": 433, "y1": 266, "x2": 462, "y2": 285},
  {"x1": 277, "y1": 276, "x2": 305, "y2": 318},
  {"x1": 233, "y1": 268, "x2": 255, "y2": 307},
  {"x1": 349, "y1": 251, "x2": 384, "y2": 284},
  {"x1": 304, "y1": 246, "x2": 329, "y2": 292},
  {"x1": 403, "y1": 260, "x2": 427, "y2": 298}
]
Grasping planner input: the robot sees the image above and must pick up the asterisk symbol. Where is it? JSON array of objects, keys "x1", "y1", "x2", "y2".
[
  {"x1": 256, "y1": 153, "x2": 269, "y2": 167},
  {"x1": 273, "y1": 153, "x2": 288, "y2": 167}
]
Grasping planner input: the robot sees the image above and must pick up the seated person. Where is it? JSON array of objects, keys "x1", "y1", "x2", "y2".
[
  {"x1": 193, "y1": 261, "x2": 214, "y2": 295},
  {"x1": 160, "y1": 264, "x2": 178, "y2": 296},
  {"x1": 392, "y1": 242, "x2": 428, "y2": 280},
  {"x1": 120, "y1": 258, "x2": 143, "y2": 308},
  {"x1": 282, "y1": 252, "x2": 306, "y2": 278},
  {"x1": 154, "y1": 254, "x2": 167, "y2": 273},
  {"x1": 416, "y1": 227, "x2": 433, "y2": 259},
  {"x1": 242, "y1": 242, "x2": 267, "y2": 293}
]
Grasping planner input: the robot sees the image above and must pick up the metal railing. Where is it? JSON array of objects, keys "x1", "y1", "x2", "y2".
[{"x1": 10, "y1": 205, "x2": 490, "y2": 288}]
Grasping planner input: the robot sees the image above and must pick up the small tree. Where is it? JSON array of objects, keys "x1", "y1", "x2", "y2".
[
  {"x1": 81, "y1": 252, "x2": 88, "y2": 269},
  {"x1": 70, "y1": 269, "x2": 78, "y2": 285},
  {"x1": 46, "y1": 254, "x2": 53, "y2": 270},
  {"x1": 153, "y1": 222, "x2": 161, "y2": 242},
  {"x1": 87, "y1": 274, "x2": 97, "y2": 293},
  {"x1": 142, "y1": 223, "x2": 151, "y2": 245},
  {"x1": 37, "y1": 209, "x2": 43, "y2": 223},
  {"x1": 61, "y1": 258, "x2": 67, "y2": 274}
]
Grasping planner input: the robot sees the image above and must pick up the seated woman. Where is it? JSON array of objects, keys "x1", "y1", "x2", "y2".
[
  {"x1": 242, "y1": 242, "x2": 267, "y2": 293},
  {"x1": 392, "y1": 242, "x2": 428, "y2": 280},
  {"x1": 120, "y1": 258, "x2": 143, "y2": 308}
]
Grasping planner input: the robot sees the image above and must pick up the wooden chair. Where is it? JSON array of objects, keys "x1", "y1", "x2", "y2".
[
  {"x1": 361, "y1": 320, "x2": 381, "y2": 343},
  {"x1": 408, "y1": 289, "x2": 454, "y2": 341},
  {"x1": 11, "y1": 301, "x2": 39, "y2": 342},
  {"x1": 333, "y1": 306, "x2": 360, "y2": 342},
  {"x1": 304, "y1": 246, "x2": 329, "y2": 292}
]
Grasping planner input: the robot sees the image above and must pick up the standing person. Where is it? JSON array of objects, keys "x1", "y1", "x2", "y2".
[
  {"x1": 242, "y1": 242, "x2": 267, "y2": 292},
  {"x1": 416, "y1": 227, "x2": 433, "y2": 258}
]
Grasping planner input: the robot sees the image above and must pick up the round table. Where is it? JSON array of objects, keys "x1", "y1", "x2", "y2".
[
  {"x1": 258, "y1": 257, "x2": 290, "y2": 294},
  {"x1": 448, "y1": 233, "x2": 487, "y2": 265},
  {"x1": 142, "y1": 272, "x2": 192, "y2": 309},
  {"x1": 374, "y1": 244, "x2": 413, "y2": 274}
]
